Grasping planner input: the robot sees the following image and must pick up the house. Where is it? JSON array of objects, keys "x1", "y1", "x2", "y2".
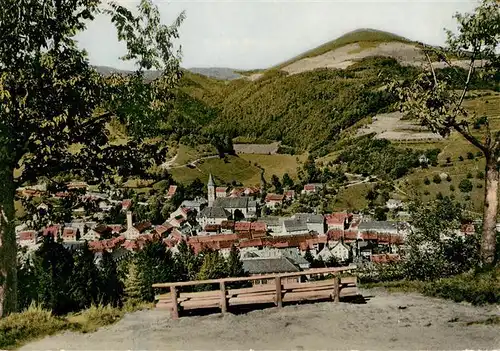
[
  {"x1": 197, "y1": 206, "x2": 231, "y2": 228},
  {"x1": 265, "y1": 193, "x2": 284, "y2": 210},
  {"x1": 282, "y1": 219, "x2": 309, "y2": 236},
  {"x1": 154, "y1": 224, "x2": 173, "y2": 237},
  {"x1": 62, "y1": 227, "x2": 79, "y2": 242},
  {"x1": 121, "y1": 199, "x2": 132, "y2": 211},
  {"x1": 123, "y1": 211, "x2": 152, "y2": 239},
  {"x1": 216, "y1": 187, "x2": 228, "y2": 198},
  {"x1": 279, "y1": 248, "x2": 310, "y2": 269},
  {"x1": 166, "y1": 185, "x2": 178, "y2": 199},
  {"x1": 386, "y1": 199, "x2": 403, "y2": 210},
  {"x1": 294, "y1": 213, "x2": 325, "y2": 235},
  {"x1": 330, "y1": 242, "x2": 350, "y2": 262},
  {"x1": 229, "y1": 188, "x2": 245, "y2": 198},
  {"x1": 242, "y1": 257, "x2": 301, "y2": 285},
  {"x1": 18, "y1": 230, "x2": 38, "y2": 246},
  {"x1": 325, "y1": 212, "x2": 350, "y2": 231},
  {"x1": 204, "y1": 224, "x2": 221, "y2": 234},
  {"x1": 317, "y1": 246, "x2": 333, "y2": 261},
  {"x1": 180, "y1": 197, "x2": 208, "y2": 213},
  {"x1": 358, "y1": 221, "x2": 400, "y2": 235},
  {"x1": 220, "y1": 220, "x2": 235, "y2": 234},
  {"x1": 302, "y1": 183, "x2": 323, "y2": 195},
  {"x1": 244, "y1": 187, "x2": 260, "y2": 197},
  {"x1": 260, "y1": 217, "x2": 283, "y2": 235},
  {"x1": 43, "y1": 225, "x2": 60, "y2": 239}
]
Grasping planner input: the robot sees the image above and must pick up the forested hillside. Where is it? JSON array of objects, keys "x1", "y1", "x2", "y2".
[{"x1": 174, "y1": 57, "x2": 417, "y2": 153}]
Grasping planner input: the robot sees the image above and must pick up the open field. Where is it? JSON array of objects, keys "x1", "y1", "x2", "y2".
[
  {"x1": 19, "y1": 289, "x2": 500, "y2": 350},
  {"x1": 170, "y1": 154, "x2": 304, "y2": 186},
  {"x1": 331, "y1": 183, "x2": 373, "y2": 211}
]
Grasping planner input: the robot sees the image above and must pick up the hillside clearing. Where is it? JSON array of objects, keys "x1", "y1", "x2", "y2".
[
  {"x1": 169, "y1": 154, "x2": 304, "y2": 186},
  {"x1": 19, "y1": 290, "x2": 500, "y2": 350}
]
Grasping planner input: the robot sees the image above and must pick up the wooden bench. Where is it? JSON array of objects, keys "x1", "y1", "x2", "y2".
[{"x1": 153, "y1": 267, "x2": 359, "y2": 319}]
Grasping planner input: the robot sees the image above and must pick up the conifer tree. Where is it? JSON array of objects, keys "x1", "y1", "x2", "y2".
[
  {"x1": 175, "y1": 240, "x2": 200, "y2": 282},
  {"x1": 196, "y1": 250, "x2": 228, "y2": 291},
  {"x1": 70, "y1": 241, "x2": 100, "y2": 310},
  {"x1": 99, "y1": 251, "x2": 124, "y2": 307},
  {"x1": 34, "y1": 235, "x2": 75, "y2": 314},
  {"x1": 136, "y1": 240, "x2": 177, "y2": 301},
  {"x1": 226, "y1": 245, "x2": 245, "y2": 278},
  {"x1": 124, "y1": 261, "x2": 142, "y2": 304}
]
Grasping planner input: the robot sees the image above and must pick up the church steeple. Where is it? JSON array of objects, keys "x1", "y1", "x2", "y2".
[{"x1": 207, "y1": 173, "x2": 215, "y2": 207}]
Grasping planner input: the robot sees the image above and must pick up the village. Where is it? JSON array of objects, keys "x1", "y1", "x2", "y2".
[{"x1": 15, "y1": 173, "x2": 477, "y2": 278}]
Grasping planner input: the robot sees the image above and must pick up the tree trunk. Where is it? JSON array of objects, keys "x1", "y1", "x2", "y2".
[
  {"x1": 0, "y1": 163, "x2": 17, "y2": 317},
  {"x1": 481, "y1": 157, "x2": 498, "y2": 266}
]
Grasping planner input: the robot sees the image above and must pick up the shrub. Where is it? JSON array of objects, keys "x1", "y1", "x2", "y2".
[
  {"x1": 477, "y1": 183, "x2": 483, "y2": 188},
  {"x1": 450, "y1": 184, "x2": 455, "y2": 192},
  {"x1": 0, "y1": 304, "x2": 67, "y2": 349},
  {"x1": 422, "y1": 268, "x2": 500, "y2": 305},
  {"x1": 446, "y1": 175, "x2": 452, "y2": 182},
  {"x1": 458, "y1": 155, "x2": 464, "y2": 161},
  {"x1": 432, "y1": 174, "x2": 441, "y2": 184},
  {"x1": 445, "y1": 156, "x2": 451, "y2": 164},
  {"x1": 436, "y1": 192, "x2": 443, "y2": 200},
  {"x1": 467, "y1": 152, "x2": 474, "y2": 160},
  {"x1": 423, "y1": 177, "x2": 430, "y2": 185},
  {"x1": 466, "y1": 172, "x2": 473, "y2": 179},
  {"x1": 476, "y1": 171, "x2": 485, "y2": 180},
  {"x1": 67, "y1": 304, "x2": 123, "y2": 333},
  {"x1": 459, "y1": 179, "x2": 473, "y2": 192},
  {"x1": 356, "y1": 262, "x2": 405, "y2": 284},
  {"x1": 423, "y1": 190, "x2": 430, "y2": 195}
]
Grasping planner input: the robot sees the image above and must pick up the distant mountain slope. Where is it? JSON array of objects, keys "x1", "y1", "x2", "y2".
[
  {"x1": 187, "y1": 67, "x2": 241, "y2": 80},
  {"x1": 273, "y1": 28, "x2": 412, "y2": 70}
]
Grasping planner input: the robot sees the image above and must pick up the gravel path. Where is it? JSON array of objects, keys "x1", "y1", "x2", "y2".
[{"x1": 20, "y1": 289, "x2": 500, "y2": 350}]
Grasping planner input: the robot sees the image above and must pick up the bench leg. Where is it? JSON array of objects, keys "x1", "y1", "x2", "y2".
[
  {"x1": 220, "y1": 281, "x2": 227, "y2": 314},
  {"x1": 275, "y1": 276, "x2": 282, "y2": 308},
  {"x1": 170, "y1": 286, "x2": 179, "y2": 319},
  {"x1": 333, "y1": 276, "x2": 340, "y2": 303}
]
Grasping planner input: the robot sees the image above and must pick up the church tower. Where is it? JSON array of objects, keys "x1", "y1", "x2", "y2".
[{"x1": 207, "y1": 173, "x2": 215, "y2": 207}]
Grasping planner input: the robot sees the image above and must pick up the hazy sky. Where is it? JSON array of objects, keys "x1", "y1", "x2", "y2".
[{"x1": 77, "y1": 0, "x2": 478, "y2": 70}]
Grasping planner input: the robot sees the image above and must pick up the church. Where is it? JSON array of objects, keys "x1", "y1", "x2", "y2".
[{"x1": 198, "y1": 174, "x2": 258, "y2": 227}]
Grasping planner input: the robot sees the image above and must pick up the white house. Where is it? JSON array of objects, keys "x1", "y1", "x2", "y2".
[
  {"x1": 330, "y1": 242, "x2": 350, "y2": 262},
  {"x1": 294, "y1": 213, "x2": 325, "y2": 235},
  {"x1": 197, "y1": 206, "x2": 231, "y2": 228},
  {"x1": 265, "y1": 193, "x2": 285, "y2": 210}
]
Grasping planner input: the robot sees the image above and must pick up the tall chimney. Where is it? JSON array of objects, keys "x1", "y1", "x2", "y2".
[{"x1": 127, "y1": 211, "x2": 133, "y2": 230}]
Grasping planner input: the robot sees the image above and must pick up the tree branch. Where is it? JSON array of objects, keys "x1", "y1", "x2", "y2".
[
  {"x1": 452, "y1": 121, "x2": 488, "y2": 154},
  {"x1": 424, "y1": 51, "x2": 438, "y2": 86},
  {"x1": 458, "y1": 51, "x2": 476, "y2": 108}
]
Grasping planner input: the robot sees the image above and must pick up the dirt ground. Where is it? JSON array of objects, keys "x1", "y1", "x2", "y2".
[{"x1": 20, "y1": 289, "x2": 500, "y2": 350}]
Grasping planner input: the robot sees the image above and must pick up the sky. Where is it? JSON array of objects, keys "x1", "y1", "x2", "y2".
[{"x1": 76, "y1": 0, "x2": 479, "y2": 70}]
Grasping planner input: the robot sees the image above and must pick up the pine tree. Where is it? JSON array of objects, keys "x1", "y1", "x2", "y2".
[
  {"x1": 70, "y1": 241, "x2": 100, "y2": 310},
  {"x1": 135, "y1": 240, "x2": 177, "y2": 301},
  {"x1": 124, "y1": 261, "x2": 142, "y2": 303},
  {"x1": 226, "y1": 245, "x2": 248, "y2": 289},
  {"x1": 35, "y1": 235, "x2": 75, "y2": 315},
  {"x1": 99, "y1": 251, "x2": 124, "y2": 307},
  {"x1": 226, "y1": 245, "x2": 245, "y2": 278},
  {"x1": 175, "y1": 240, "x2": 200, "y2": 282},
  {"x1": 196, "y1": 250, "x2": 228, "y2": 291}
]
